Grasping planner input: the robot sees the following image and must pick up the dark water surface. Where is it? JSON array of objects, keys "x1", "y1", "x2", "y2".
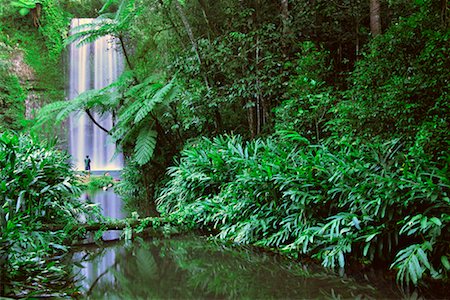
[
  {"x1": 72, "y1": 188, "x2": 403, "y2": 299},
  {"x1": 69, "y1": 190, "x2": 411, "y2": 299},
  {"x1": 71, "y1": 235, "x2": 404, "y2": 299}
]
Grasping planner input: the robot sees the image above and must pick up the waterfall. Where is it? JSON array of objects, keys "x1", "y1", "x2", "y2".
[{"x1": 68, "y1": 18, "x2": 124, "y2": 171}]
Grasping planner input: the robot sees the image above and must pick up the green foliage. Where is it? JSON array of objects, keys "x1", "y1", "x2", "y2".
[
  {"x1": 65, "y1": 0, "x2": 138, "y2": 46},
  {"x1": 38, "y1": 0, "x2": 70, "y2": 60},
  {"x1": 158, "y1": 133, "x2": 450, "y2": 286},
  {"x1": 0, "y1": 50, "x2": 26, "y2": 131},
  {"x1": 135, "y1": 129, "x2": 157, "y2": 165},
  {"x1": 10, "y1": 0, "x2": 39, "y2": 16},
  {"x1": 36, "y1": 73, "x2": 179, "y2": 166},
  {"x1": 332, "y1": 3, "x2": 450, "y2": 162},
  {"x1": 17, "y1": 0, "x2": 450, "y2": 291},
  {"x1": 83, "y1": 174, "x2": 115, "y2": 192},
  {"x1": 112, "y1": 76, "x2": 179, "y2": 165},
  {"x1": 0, "y1": 132, "x2": 100, "y2": 295},
  {"x1": 274, "y1": 42, "x2": 333, "y2": 142},
  {"x1": 115, "y1": 159, "x2": 148, "y2": 213},
  {"x1": 35, "y1": 85, "x2": 120, "y2": 128}
]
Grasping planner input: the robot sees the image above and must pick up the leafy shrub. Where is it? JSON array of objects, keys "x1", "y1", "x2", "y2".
[
  {"x1": 0, "y1": 132, "x2": 99, "y2": 295},
  {"x1": 332, "y1": 4, "x2": 450, "y2": 163},
  {"x1": 115, "y1": 158, "x2": 148, "y2": 215},
  {"x1": 0, "y1": 51, "x2": 25, "y2": 131},
  {"x1": 83, "y1": 174, "x2": 115, "y2": 192},
  {"x1": 158, "y1": 133, "x2": 450, "y2": 286},
  {"x1": 274, "y1": 42, "x2": 334, "y2": 142}
]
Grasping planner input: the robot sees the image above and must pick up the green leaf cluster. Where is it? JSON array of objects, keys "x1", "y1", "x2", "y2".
[
  {"x1": 158, "y1": 133, "x2": 450, "y2": 286},
  {"x1": 0, "y1": 132, "x2": 100, "y2": 295}
]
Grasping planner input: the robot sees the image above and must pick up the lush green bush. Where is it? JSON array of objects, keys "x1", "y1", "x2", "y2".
[
  {"x1": 0, "y1": 45, "x2": 25, "y2": 131},
  {"x1": 115, "y1": 158, "x2": 149, "y2": 215},
  {"x1": 158, "y1": 133, "x2": 450, "y2": 286},
  {"x1": 83, "y1": 174, "x2": 115, "y2": 192},
  {"x1": 274, "y1": 41, "x2": 333, "y2": 143},
  {"x1": 332, "y1": 3, "x2": 449, "y2": 163},
  {"x1": 0, "y1": 132, "x2": 99, "y2": 295}
]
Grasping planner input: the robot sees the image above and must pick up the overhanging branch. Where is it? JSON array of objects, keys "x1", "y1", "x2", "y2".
[{"x1": 85, "y1": 109, "x2": 110, "y2": 135}]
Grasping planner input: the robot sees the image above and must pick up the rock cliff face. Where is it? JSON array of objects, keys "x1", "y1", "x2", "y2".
[
  {"x1": 10, "y1": 50, "x2": 39, "y2": 119},
  {"x1": 8, "y1": 47, "x2": 68, "y2": 147}
]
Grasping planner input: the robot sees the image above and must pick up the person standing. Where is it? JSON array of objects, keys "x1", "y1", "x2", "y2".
[{"x1": 84, "y1": 155, "x2": 91, "y2": 175}]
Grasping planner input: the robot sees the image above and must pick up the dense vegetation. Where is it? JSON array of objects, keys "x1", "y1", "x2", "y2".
[
  {"x1": 0, "y1": 132, "x2": 100, "y2": 295},
  {"x1": 158, "y1": 134, "x2": 449, "y2": 285},
  {"x1": 0, "y1": 0, "x2": 449, "y2": 293}
]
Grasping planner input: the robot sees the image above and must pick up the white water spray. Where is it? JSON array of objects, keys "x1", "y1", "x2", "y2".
[{"x1": 68, "y1": 18, "x2": 124, "y2": 171}]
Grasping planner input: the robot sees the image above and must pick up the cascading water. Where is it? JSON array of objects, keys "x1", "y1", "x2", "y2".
[
  {"x1": 68, "y1": 19, "x2": 125, "y2": 288},
  {"x1": 68, "y1": 18, "x2": 124, "y2": 171}
]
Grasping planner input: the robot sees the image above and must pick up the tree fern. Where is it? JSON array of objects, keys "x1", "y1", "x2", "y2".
[
  {"x1": 35, "y1": 87, "x2": 119, "y2": 129},
  {"x1": 135, "y1": 129, "x2": 157, "y2": 165},
  {"x1": 65, "y1": 0, "x2": 138, "y2": 47},
  {"x1": 134, "y1": 78, "x2": 177, "y2": 124}
]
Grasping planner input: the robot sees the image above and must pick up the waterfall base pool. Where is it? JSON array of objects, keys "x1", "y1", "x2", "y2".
[{"x1": 70, "y1": 235, "x2": 405, "y2": 299}]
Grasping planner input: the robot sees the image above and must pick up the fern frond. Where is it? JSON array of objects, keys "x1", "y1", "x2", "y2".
[
  {"x1": 99, "y1": 0, "x2": 120, "y2": 14},
  {"x1": 134, "y1": 78, "x2": 178, "y2": 124},
  {"x1": 135, "y1": 129, "x2": 157, "y2": 165},
  {"x1": 34, "y1": 101, "x2": 69, "y2": 127}
]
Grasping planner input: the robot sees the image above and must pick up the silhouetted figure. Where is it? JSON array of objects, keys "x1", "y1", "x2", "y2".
[{"x1": 84, "y1": 155, "x2": 91, "y2": 175}]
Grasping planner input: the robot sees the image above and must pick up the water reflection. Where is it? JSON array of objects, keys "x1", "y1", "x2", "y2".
[
  {"x1": 72, "y1": 236, "x2": 401, "y2": 299},
  {"x1": 82, "y1": 189, "x2": 124, "y2": 241},
  {"x1": 75, "y1": 190, "x2": 124, "y2": 293},
  {"x1": 82, "y1": 189, "x2": 124, "y2": 219}
]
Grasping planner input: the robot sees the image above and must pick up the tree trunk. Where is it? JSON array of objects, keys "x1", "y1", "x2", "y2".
[
  {"x1": 355, "y1": 17, "x2": 360, "y2": 58},
  {"x1": 174, "y1": 1, "x2": 202, "y2": 65},
  {"x1": 174, "y1": 0, "x2": 223, "y2": 132},
  {"x1": 248, "y1": 104, "x2": 256, "y2": 138},
  {"x1": 369, "y1": 0, "x2": 381, "y2": 35},
  {"x1": 31, "y1": 3, "x2": 42, "y2": 27},
  {"x1": 442, "y1": 0, "x2": 449, "y2": 28},
  {"x1": 281, "y1": 0, "x2": 290, "y2": 35},
  {"x1": 45, "y1": 217, "x2": 170, "y2": 232},
  {"x1": 255, "y1": 35, "x2": 263, "y2": 135},
  {"x1": 85, "y1": 109, "x2": 111, "y2": 134},
  {"x1": 118, "y1": 35, "x2": 135, "y2": 72}
]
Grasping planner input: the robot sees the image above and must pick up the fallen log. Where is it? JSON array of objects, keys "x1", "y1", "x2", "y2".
[{"x1": 44, "y1": 217, "x2": 173, "y2": 232}]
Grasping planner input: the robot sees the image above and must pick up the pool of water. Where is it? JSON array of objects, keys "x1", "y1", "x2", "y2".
[
  {"x1": 70, "y1": 235, "x2": 404, "y2": 299},
  {"x1": 81, "y1": 189, "x2": 124, "y2": 241}
]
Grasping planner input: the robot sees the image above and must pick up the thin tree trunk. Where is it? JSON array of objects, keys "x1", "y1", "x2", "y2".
[
  {"x1": 248, "y1": 105, "x2": 256, "y2": 138},
  {"x1": 356, "y1": 20, "x2": 360, "y2": 57},
  {"x1": 118, "y1": 35, "x2": 135, "y2": 71},
  {"x1": 442, "y1": 0, "x2": 449, "y2": 27},
  {"x1": 255, "y1": 35, "x2": 263, "y2": 135},
  {"x1": 31, "y1": 3, "x2": 42, "y2": 27},
  {"x1": 281, "y1": 0, "x2": 290, "y2": 35},
  {"x1": 174, "y1": 0, "x2": 223, "y2": 132},
  {"x1": 174, "y1": 1, "x2": 202, "y2": 65},
  {"x1": 370, "y1": 0, "x2": 381, "y2": 35}
]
